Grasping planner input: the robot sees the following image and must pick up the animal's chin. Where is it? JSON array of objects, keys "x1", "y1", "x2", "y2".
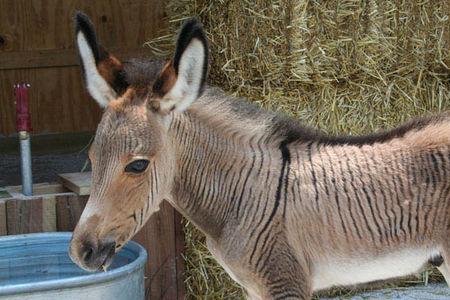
[{"x1": 99, "y1": 254, "x2": 115, "y2": 272}]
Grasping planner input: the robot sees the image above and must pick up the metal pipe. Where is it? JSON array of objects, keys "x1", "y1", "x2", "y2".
[
  {"x1": 15, "y1": 84, "x2": 33, "y2": 196},
  {"x1": 19, "y1": 131, "x2": 32, "y2": 196}
]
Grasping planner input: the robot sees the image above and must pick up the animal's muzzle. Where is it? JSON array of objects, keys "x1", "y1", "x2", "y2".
[{"x1": 70, "y1": 236, "x2": 116, "y2": 272}]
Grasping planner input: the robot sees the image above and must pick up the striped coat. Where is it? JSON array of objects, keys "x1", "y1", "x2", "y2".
[{"x1": 69, "y1": 13, "x2": 450, "y2": 300}]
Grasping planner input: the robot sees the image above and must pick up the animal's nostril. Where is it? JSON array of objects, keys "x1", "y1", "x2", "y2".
[{"x1": 81, "y1": 243, "x2": 95, "y2": 264}]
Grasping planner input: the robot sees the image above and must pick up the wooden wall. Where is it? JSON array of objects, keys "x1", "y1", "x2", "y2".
[
  {"x1": 0, "y1": 188, "x2": 185, "y2": 300},
  {"x1": 0, "y1": 0, "x2": 167, "y2": 136}
]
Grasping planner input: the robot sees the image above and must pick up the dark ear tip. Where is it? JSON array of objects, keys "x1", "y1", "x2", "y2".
[
  {"x1": 74, "y1": 11, "x2": 93, "y2": 34},
  {"x1": 173, "y1": 18, "x2": 208, "y2": 72},
  {"x1": 75, "y1": 11, "x2": 87, "y2": 22},
  {"x1": 74, "y1": 11, "x2": 100, "y2": 62},
  {"x1": 180, "y1": 18, "x2": 205, "y2": 38},
  {"x1": 183, "y1": 18, "x2": 202, "y2": 28}
]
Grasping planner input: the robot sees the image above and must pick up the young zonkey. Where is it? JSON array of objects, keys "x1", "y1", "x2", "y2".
[{"x1": 69, "y1": 12, "x2": 450, "y2": 300}]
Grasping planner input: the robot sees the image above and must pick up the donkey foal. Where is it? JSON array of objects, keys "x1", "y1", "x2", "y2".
[{"x1": 69, "y1": 12, "x2": 450, "y2": 300}]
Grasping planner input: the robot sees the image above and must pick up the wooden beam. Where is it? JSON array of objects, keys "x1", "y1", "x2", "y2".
[
  {"x1": 55, "y1": 194, "x2": 88, "y2": 231},
  {"x1": 174, "y1": 211, "x2": 186, "y2": 300},
  {"x1": 0, "y1": 48, "x2": 152, "y2": 70},
  {"x1": 0, "y1": 200, "x2": 7, "y2": 236},
  {"x1": 42, "y1": 196, "x2": 57, "y2": 232},
  {"x1": 6, "y1": 182, "x2": 68, "y2": 197},
  {"x1": 133, "y1": 201, "x2": 184, "y2": 300},
  {"x1": 58, "y1": 172, "x2": 91, "y2": 196},
  {"x1": 6, "y1": 198, "x2": 44, "y2": 234}
]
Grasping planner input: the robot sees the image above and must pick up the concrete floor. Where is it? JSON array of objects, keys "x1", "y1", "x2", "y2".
[{"x1": 323, "y1": 284, "x2": 450, "y2": 299}]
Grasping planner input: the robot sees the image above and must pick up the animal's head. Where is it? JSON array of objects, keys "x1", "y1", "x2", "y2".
[{"x1": 69, "y1": 12, "x2": 208, "y2": 271}]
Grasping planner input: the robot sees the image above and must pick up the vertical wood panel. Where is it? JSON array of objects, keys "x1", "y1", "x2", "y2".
[
  {"x1": 133, "y1": 201, "x2": 185, "y2": 300},
  {"x1": 5, "y1": 197, "x2": 57, "y2": 234},
  {"x1": 55, "y1": 194, "x2": 88, "y2": 231},
  {"x1": 0, "y1": 0, "x2": 167, "y2": 136},
  {"x1": 174, "y1": 211, "x2": 186, "y2": 300},
  {"x1": 0, "y1": 67, "x2": 102, "y2": 135},
  {"x1": 42, "y1": 196, "x2": 57, "y2": 232},
  {"x1": 0, "y1": 200, "x2": 7, "y2": 236},
  {"x1": 0, "y1": 0, "x2": 165, "y2": 52},
  {"x1": 6, "y1": 198, "x2": 44, "y2": 234}
]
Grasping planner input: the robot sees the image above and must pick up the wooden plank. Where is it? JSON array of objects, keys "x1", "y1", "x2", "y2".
[
  {"x1": 6, "y1": 198, "x2": 45, "y2": 234},
  {"x1": 0, "y1": 0, "x2": 166, "y2": 52},
  {"x1": 133, "y1": 201, "x2": 180, "y2": 300},
  {"x1": 0, "y1": 66, "x2": 103, "y2": 136},
  {"x1": 174, "y1": 211, "x2": 186, "y2": 300},
  {"x1": 0, "y1": 200, "x2": 7, "y2": 236},
  {"x1": 6, "y1": 182, "x2": 68, "y2": 196},
  {"x1": 0, "y1": 0, "x2": 167, "y2": 136},
  {"x1": 58, "y1": 172, "x2": 91, "y2": 196},
  {"x1": 55, "y1": 194, "x2": 89, "y2": 232},
  {"x1": 0, "y1": 48, "x2": 151, "y2": 70},
  {"x1": 42, "y1": 196, "x2": 57, "y2": 232}
]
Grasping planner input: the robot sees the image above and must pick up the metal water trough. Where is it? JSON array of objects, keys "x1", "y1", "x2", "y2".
[{"x1": 0, "y1": 232, "x2": 147, "y2": 300}]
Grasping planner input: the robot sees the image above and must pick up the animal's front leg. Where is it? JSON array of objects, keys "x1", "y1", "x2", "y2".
[
  {"x1": 208, "y1": 236, "x2": 312, "y2": 299},
  {"x1": 248, "y1": 238, "x2": 312, "y2": 300}
]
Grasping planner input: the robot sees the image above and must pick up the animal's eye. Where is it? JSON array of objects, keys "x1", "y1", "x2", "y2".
[{"x1": 125, "y1": 159, "x2": 150, "y2": 174}]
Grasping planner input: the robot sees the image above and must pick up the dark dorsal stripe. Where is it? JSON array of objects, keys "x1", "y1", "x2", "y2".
[{"x1": 272, "y1": 113, "x2": 447, "y2": 147}]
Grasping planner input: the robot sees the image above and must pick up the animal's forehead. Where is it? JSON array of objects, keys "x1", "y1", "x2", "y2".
[{"x1": 90, "y1": 105, "x2": 161, "y2": 158}]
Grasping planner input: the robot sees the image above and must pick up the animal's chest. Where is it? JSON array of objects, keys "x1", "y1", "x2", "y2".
[
  {"x1": 206, "y1": 238, "x2": 263, "y2": 298},
  {"x1": 312, "y1": 248, "x2": 438, "y2": 291},
  {"x1": 206, "y1": 239, "x2": 242, "y2": 283}
]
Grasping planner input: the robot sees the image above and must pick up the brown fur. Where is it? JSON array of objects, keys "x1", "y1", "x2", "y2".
[{"x1": 152, "y1": 60, "x2": 177, "y2": 97}]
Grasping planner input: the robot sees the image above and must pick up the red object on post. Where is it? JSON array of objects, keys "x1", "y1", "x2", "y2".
[{"x1": 14, "y1": 83, "x2": 32, "y2": 132}]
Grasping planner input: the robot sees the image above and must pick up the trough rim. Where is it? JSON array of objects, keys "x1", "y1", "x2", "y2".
[{"x1": 0, "y1": 232, "x2": 147, "y2": 296}]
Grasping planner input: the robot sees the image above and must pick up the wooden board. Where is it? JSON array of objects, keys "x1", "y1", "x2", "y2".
[
  {"x1": 58, "y1": 172, "x2": 91, "y2": 196},
  {"x1": 7, "y1": 198, "x2": 45, "y2": 234},
  {"x1": 0, "y1": 66, "x2": 103, "y2": 135},
  {"x1": 0, "y1": 48, "x2": 150, "y2": 70},
  {"x1": 0, "y1": 0, "x2": 167, "y2": 136},
  {"x1": 174, "y1": 211, "x2": 186, "y2": 300},
  {"x1": 42, "y1": 196, "x2": 57, "y2": 232},
  {"x1": 55, "y1": 194, "x2": 89, "y2": 231},
  {"x1": 0, "y1": 200, "x2": 7, "y2": 236},
  {"x1": 133, "y1": 201, "x2": 185, "y2": 300},
  {"x1": 6, "y1": 182, "x2": 68, "y2": 197}
]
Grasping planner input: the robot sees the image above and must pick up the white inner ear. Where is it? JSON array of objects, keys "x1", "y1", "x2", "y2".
[
  {"x1": 77, "y1": 32, "x2": 117, "y2": 108},
  {"x1": 161, "y1": 39, "x2": 205, "y2": 112}
]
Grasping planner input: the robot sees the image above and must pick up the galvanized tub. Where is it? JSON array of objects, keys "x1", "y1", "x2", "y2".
[{"x1": 0, "y1": 232, "x2": 147, "y2": 300}]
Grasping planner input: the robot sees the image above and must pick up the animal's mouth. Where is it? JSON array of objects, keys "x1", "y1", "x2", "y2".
[
  {"x1": 95, "y1": 242, "x2": 116, "y2": 272},
  {"x1": 99, "y1": 249, "x2": 115, "y2": 272}
]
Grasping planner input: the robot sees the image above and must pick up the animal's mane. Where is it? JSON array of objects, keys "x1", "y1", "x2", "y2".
[
  {"x1": 272, "y1": 112, "x2": 447, "y2": 146},
  {"x1": 122, "y1": 57, "x2": 447, "y2": 147},
  {"x1": 196, "y1": 87, "x2": 448, "y2": 147}
]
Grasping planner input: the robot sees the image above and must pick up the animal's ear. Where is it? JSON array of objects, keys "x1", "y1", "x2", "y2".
[
  {"x1": 151, "y1": 18, "x2": 208, "y2": 114},
  {"x1": 75, "y1": 12, "x2": 128, "y2": 108}
]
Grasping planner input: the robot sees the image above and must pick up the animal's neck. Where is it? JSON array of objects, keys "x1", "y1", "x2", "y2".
[{"x1": 167, "y1": 103, "x2": 279, "y2": 239}]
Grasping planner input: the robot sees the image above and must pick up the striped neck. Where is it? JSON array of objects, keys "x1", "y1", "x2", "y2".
[{"x1": 168, "y1": 109, "x2": 277, "y2": 239}]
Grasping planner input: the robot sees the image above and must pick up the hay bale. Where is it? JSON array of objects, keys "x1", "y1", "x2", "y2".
[{"x1": 148, "y1": 1, "x2": 450, "y2": 298}]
